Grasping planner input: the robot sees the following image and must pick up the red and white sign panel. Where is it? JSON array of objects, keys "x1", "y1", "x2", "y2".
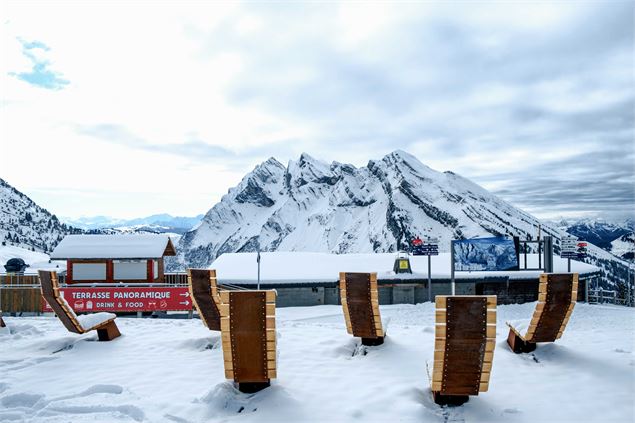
[{"x1": 42, "y1": 287, "x2": 192, "y2": 312}]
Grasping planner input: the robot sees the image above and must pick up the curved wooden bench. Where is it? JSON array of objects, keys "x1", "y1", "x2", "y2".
[
  {"x1": 39, "y1": 270, "x2": 120, "y2": 341},
  {"x1": 219, "y1": 289, "x2": 277, "y2": 393},
  {"x1": 429, "y1": 295, "x2": 496, "y2": 405},
  {"x1": 187, "y1": 268, "x2": 221, "y2": 331},
  {"x1": 507, "y1": 273, "x2": 578, "y2": 353},
  {"x1": 340, "y1": 272, "x2": 386, "y2": 346}
]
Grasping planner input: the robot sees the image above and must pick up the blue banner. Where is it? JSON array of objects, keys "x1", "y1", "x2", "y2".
[{"x1": 453, "y1": 237, "x2": 519, "y2": 271}]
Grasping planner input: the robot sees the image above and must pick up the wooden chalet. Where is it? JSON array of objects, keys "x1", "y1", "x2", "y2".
[{"x1": 50, "y1": 234, "x2": 177, "y2": 284}]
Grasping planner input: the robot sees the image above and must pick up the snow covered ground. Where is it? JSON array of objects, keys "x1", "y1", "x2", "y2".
[
  {"x1": 1, "y1": 303, "x2": 633, "y2": 423},
  {"x1": 0, "y1": 245, "x2": 65, "y2": 274}
]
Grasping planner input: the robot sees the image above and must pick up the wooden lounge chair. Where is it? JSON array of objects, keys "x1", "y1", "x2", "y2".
[
  {"x1": 219, "y1": 289, "x2": 277, "y2": 393},
  {"x1": 429, "y1": 295, "x2": 497, "y2": 405},
  {"x1": 506, "y1": 273, "x2": 578, "y2": 353},
  {"x1": 39, "y1": 270, "x2": 121, "y2": 341},
  {"x1": 187, "y1": 268, "x2": 221, "y2": 331},
  {"x1": 340, "y1": 272, "x2": 386, "y2": 346}
]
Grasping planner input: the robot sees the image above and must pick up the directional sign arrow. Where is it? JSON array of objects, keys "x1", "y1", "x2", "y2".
[
  {"x1": 179, "y1": 292, "x2": 190, "y2": 297},
  {"x1": 179, "y1": 300, "x2": 190, "y2": 306}
]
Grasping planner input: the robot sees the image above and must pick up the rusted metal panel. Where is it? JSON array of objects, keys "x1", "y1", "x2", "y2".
[
  {"x1": 188, "y1": 269, "x2": 221, "y2": 331},
  {"x1": 440, "y1": 296, "x2": 488, "y2": 396},
  {"x1": 39, "y1": 271, "x2": 83, "y2": 334},
  {"x1": 343, "y1": 272, "x2": 379, "y2": 339},
  {"x1": 530, "y1": 273, "x2": 574, "y2": 343},
  {"x1": 229, "y1": 291, "x2": 269, "y2": 383}
]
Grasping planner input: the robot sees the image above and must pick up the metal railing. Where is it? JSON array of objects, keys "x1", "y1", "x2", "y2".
[{"x1": 588, "y1": 288, "x2": 629, "y2": 306}]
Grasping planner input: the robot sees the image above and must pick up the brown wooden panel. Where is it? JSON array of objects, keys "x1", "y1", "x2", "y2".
[
  {"x1": 343, "y1": 272, "x2": 379, "y2": 339},
  {"x1": 0, "y1": 275, "x2": 41, "y2": 313},
  {"x1": 441, "y1": 296, "x2": 488, "y2": 396},
  {"x1": 188, "y1": 269, "x2": 221, "y2": 331},
  {"x1": 529, "y1": 273, "x2": 574, "y2": 343},
  {"x1": 39, "y1": 271, "x2": 83, "y2": 334},
  {"x1": 229, "y1": 291, "x2": 269, "y2": 383}
]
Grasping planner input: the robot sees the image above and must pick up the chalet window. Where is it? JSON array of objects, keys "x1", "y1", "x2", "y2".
[
  {"x1": 113, "y1": 260, "x2": 147, "y2": 280},
  {"x1": 72, "y1": 263, "x2": 107, "y2": 281}
]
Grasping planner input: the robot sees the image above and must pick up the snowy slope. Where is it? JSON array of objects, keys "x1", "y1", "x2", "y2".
[
  {"x1": 0, "y1": 178, "x2": 87, "y2": 253},
  {"x1": 611, "y1": 233, "x2": 634, "y2": 259},
  {"x1": 176, "y1": 151, "x2": 559, "y2": 270},
  {"x1": 552, "y1": 218, "x2": 635, "y2": 250},
  {"x1": 0, "y1": 245, "x2": 65, "y2": 273},
  {"x1": 0, "y1": 303, "x2": 633, "y2": 422}
]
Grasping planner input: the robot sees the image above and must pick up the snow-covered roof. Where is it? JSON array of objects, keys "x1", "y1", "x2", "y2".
[
  {"x1": 50, "y1": 234, "x2": 176, "y2": 260},
  {"x1": 211, "y1": 252, "x2": 601, "y2": 284}
]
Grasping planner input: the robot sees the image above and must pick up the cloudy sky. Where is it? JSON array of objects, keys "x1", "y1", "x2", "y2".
[{"x1": 1, "y1": 1, "x2": 633, "y2": 221}]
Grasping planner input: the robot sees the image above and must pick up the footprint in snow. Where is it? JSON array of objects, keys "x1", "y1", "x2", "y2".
[{"x1": 0, "y1": 384, "x2": 134, "y2": 421}]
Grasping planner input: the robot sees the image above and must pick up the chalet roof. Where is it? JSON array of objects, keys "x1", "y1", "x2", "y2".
[
  {"x1": 210, "y1": 252, "x2": 601, "y2": 284},
  {"x1": 50, "y1": 235, "x2": 177, "y2": 260}
]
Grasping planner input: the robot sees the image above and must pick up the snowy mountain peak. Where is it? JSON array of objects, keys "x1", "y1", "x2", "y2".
[{"x1": 173, "y1": 151, "x2": 562, "y2": 270}]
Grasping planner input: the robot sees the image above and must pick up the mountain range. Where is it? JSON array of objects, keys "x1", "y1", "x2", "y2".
[
  {"x1": 170, "y1": 151, "x2": 632, "y2": 291},
  {"x1": 2, "y1": 152, "x2": 632, "y2": 293},
  {"x1": 61, "y1": 214, "x2": 204, "y2": 234}
]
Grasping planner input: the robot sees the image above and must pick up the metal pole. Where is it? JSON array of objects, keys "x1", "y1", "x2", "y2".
[
  {"x1": 567, "y1": 258, "x2": 571, "y2": 273},
  {"x1": 450, "y1": 240, "x2": 456, "y2": 296},
  {"x1": 257, "y1": 246, "x2": 261, "y2": 291},
  {"x1": 427, "y1": 254, "x2": 432, "y2": 302}
]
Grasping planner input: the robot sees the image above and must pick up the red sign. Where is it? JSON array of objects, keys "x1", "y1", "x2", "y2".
[{"x1": 42, "y1": 287, "x2": 192, "y2": 312}]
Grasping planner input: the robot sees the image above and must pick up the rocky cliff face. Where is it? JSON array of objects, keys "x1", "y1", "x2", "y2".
[{"x1": 174, "y1": 150, "x2": 561, "y2": 269}]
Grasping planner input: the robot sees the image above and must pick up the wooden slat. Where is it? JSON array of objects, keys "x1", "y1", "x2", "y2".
[
  {"x1": 479, "y1": 382, "x2": 489, "y2": 392},
  {"x1": 268, "y1": 369, "x2": 277, "y2": 379},
  {"x1": 266, "y1": 290, "x2": 276, "y2": 302},
  {"x1": 220, "y1": 317, "x2": 230, "y2": 331},
  {"x1": 436, "y1": 297, "x2": 447, "y2": 309},
  {"x1": 224, "y1": 360, "x2": 233, "y2": 370},
  {"x1": 266, "y1": 317, "x2": 276, "y2": 329},
  {"x1": 435, "y1": 310, "x2": 446, "y2": 322},
  {"x1": 266, "y1": 304, "x2": 275, "y2": 316},
  {"x1": 435, "y1": 325, "x2": 447, "y2": 338},
  {"x1": 486, "y1": 310, "x2": 496, "y2": 323},
  {"x1": 218, "y1": 304, "x2": 229, "y2": 316},
  {"x1": 486, "y1": 325, "x2": 496, "y2": 339},
  {"x1": 267, "y1": 351, "x2": 276, "y2": 360},
  {"x1": 220, "y1": 290, "x2": 230, "y2": 304}
]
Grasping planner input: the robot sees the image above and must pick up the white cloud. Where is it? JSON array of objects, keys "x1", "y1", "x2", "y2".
[{"x1": 0, "y1": 1, "x2": 632, "y2": 220}]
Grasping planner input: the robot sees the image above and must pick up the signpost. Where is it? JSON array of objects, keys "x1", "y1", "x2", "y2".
[
  {"x1": 419, "y1": 238, "x2": 439, "y2": 301},
  {"x1": 561, "y1": 236, "x2": 587, "y2": 272},
  {"x1": 42, "y1": 286, "x2": 191, "y2": 313}
]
